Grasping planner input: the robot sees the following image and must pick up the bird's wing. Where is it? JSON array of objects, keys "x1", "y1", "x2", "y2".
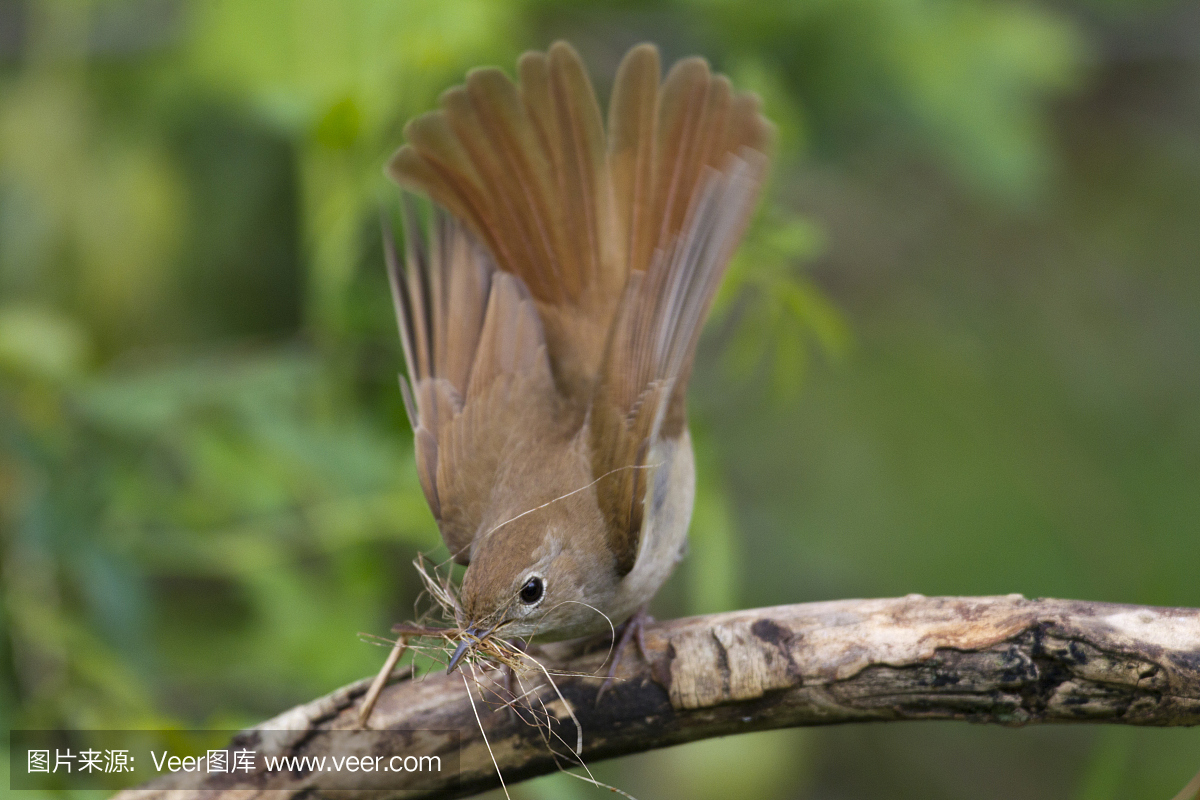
[
  {"x1": 388, "y1": 41, "x2": 625, "y2": 403},
  {"x1": 590, "y1": 50, "x2": 772, "y2": 575},
  {"x1": 386, "y1": 202, "x2": 556, "y2": 565}
]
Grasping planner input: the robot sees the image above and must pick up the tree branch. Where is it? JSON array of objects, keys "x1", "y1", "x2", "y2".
[{"x1": 116, "y1": 595, "x2": 1200, "y2": 799}]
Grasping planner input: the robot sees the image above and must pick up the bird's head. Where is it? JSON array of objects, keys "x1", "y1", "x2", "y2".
[{"x1": 445, "y1": 497, "x2": 617, "y2": 671}]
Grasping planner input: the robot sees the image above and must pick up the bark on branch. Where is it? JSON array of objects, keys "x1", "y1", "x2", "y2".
[{"x1": 116, "y1": 595, "x2": 1200, "y2": 799}]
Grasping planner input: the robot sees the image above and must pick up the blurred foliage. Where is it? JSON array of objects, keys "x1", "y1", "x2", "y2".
[{"x1": 2, "y1": 0, "x2": 1199, "y2": 798}]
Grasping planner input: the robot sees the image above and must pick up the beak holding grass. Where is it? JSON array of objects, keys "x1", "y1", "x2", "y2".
[{"x1": 446, "y1": 627, "x2": 491, "y2": 673}]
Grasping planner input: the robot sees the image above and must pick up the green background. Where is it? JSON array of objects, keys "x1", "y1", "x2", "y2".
[{"x1": 1, "y1": 0, "x2": 1198, "y2": 797}]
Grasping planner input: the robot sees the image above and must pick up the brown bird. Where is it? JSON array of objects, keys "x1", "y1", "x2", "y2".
[{"x1": 384, "y1": 41, "x2": 771, "y2": 674}]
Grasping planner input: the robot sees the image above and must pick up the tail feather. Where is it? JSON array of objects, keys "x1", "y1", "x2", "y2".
[{"x1": 608, "y1": 43, "x2": 660, "y2": 286}]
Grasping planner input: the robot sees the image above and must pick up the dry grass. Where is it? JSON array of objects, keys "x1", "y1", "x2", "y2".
[{"x1": 358, "y1": 554, "x2": 638, "y2": 799}]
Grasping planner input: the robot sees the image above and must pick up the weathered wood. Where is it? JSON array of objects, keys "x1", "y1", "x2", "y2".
[{"x1": 114, "y1": 595, "x2": 1200, "y2": 799}]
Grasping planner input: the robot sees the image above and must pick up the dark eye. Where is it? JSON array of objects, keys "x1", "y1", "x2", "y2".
[{"x1": 519, "y1": 576, "x2": 544, "y2": 605}]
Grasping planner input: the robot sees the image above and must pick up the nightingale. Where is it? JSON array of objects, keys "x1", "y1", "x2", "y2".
[{"x1": 384, "y1": 41, "x2": 771, "y2": 673}]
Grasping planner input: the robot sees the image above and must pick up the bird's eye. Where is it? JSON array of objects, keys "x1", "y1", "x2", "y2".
[{"x1": 519, "y1": 576, "x2": 544, "y2": 605}]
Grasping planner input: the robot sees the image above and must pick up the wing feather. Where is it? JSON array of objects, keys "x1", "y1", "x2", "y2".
[{"x1": 386, "y1": 204, "x2": 555, "y2": 564}]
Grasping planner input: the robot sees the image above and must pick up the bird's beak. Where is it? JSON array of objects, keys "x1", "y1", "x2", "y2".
[{"x1": 447, "y1": 626, "x2": 488, "y2": 673}]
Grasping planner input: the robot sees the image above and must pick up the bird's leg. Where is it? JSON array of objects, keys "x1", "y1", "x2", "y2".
[
  {"x1": 596, "y1": 605, "x2": 652, "y2": 702},
  {"x1": 502, "y1": 639, "x2": 529, "y2": 717}
]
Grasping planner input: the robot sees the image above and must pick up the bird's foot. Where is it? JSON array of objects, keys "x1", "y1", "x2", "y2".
[{"x1": 596, "y1": 606, "x2": 652, "y2": 703}]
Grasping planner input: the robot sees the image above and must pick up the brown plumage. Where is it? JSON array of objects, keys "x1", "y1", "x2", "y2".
[{"x1": 386, "y1": 42, "x2": 771, "y2": 652}]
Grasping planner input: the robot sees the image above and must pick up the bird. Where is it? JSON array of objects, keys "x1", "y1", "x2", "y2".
[{"x1": 383, "y1": 41, "x2": 772, "y2": 677}]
